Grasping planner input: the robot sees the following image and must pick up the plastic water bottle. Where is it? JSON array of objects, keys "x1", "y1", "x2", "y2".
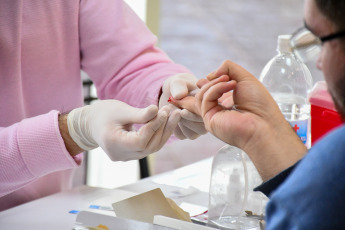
[
  {"x1": 207, "y1": 145, "x2": 265, "y2": 230},
  {"x1": 259, "y1": 35, "x2": 313, "y2": 147}
]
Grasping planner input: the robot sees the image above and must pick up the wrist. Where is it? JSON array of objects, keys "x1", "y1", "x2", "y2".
[
  {"x1": 243, "y1": 120, "x2": 307, "y2": 181},
  {"x1": 58, "y1": 113, "x2": 84, "y2": 157}
]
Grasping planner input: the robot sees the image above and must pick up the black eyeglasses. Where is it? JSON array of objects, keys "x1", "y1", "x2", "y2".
[
  {"x1": 304, "y1": 21, "x2": 345, "y2": 43},
  {"x1": 319, "y1": 30, "x2": 345, "y2": 43},
  {"x1": 290, "y1": 25, "x2": 345, "y2": 63}
]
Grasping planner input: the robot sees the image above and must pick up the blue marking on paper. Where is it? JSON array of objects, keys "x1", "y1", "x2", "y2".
[{"x1": 69, "y1": 210, "x2": 80, "y2": 214}]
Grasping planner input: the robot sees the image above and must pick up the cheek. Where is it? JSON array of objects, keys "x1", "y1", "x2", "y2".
[
  {"x1": 316, "y1": 53, "x2": 323, "y2": 70},
  {"x1": 319, "y1": 46, "x2": 336, "y2": 84},
  {"x1": 323, "y1": 44, "x2": 345, "y2": 107}
]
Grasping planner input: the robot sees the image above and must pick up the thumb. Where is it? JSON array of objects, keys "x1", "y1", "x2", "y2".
[
  {"x1": 170, "y1": 78, "x2": 190, "y2": 99},
  {"x1": 123, "y1": 104, "x2": 159, "y2": 124}
]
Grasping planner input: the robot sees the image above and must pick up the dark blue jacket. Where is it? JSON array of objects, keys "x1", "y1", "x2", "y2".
[{"x1": 256, "y1": 124, "x2": 345, "y2": 229}]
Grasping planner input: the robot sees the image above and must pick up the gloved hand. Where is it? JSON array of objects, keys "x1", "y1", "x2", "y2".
[
  {"x1": 67, "y1": 100, "x2": 180, "y2": 161},
  {"x1": 159, "y1": 73, "x2": 207, "y2": 140}
]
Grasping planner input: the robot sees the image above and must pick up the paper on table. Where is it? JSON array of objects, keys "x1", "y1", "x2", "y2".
[
  {"x1": 88, "y1": 189, "x2": 138, "y2": 217},
  {"x1": 75, "y1": 211, "x2": 174, "y2": 229},
  {"x1": 112, "y1": 188, "x2": 191, "y2": 224}
]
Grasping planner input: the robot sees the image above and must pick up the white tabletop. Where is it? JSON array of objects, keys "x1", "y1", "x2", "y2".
[{"x1": 0, "y1": 157, "x2": 213, "y2": 229}]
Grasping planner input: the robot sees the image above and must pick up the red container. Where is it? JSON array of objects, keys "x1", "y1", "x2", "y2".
[{"x1": 309, "y1": 81, "x2": 343, "y2": 145}]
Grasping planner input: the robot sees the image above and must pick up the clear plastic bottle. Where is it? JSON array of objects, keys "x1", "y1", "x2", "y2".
[
  {"x1": 259, "y1": 35, "x2": 313, "y2": 147},
  {"x1": 207, "y1": 145, "x2": 262, "y2": 230}
]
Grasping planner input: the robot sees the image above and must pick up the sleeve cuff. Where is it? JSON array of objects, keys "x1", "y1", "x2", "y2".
[
  {"x1": 17, "y1": 111, "x2": 80, "y2": 177},
  {"x1": 254, "y1": 161, "x2": 300, "y2": 197}
]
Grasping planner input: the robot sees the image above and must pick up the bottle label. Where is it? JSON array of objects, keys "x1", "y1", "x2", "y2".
[{"x1": 289, "y1": 119, "x2": 308, "y2": 144}]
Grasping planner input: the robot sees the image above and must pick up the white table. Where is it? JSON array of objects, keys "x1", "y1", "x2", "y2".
[{"x1": 0, "y1": 158, "x2": 212, "y2": 229}]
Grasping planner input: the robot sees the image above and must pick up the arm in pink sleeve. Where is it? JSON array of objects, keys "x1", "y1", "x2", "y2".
[
  {"x1": 79, "y1": 0, "x2": 191, "y2": 108},
  {"x1": 0, "y1": 111, "x2": 79, "y2": 197}
]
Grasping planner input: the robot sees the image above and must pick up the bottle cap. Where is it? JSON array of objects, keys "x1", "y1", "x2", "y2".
[{"x1": 277, "y1": 35, "x2": 293, "y2": 53}]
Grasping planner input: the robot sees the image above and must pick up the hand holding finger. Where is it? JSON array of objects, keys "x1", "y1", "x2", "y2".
[
  {"x1": 201, "y1": 81, "x2": 237, "y2": 120},
  {"x1": 195, "y1": 75, "x2": 231, "y2": 117},
  {"x1": 145, "y1": 105, "x2": 181, "y2": 153}
]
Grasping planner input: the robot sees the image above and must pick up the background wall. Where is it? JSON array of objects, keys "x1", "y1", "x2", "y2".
[{"x1": 151, "y1": 0, "x2": 324, "y2": 175}]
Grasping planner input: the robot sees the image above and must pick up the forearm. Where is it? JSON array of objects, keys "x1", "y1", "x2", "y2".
[
  {"x1": 79, "y1": 0, "x2": 190, "y2": 108},
  {"x1": 58, "y1": 113, "x2": 84, "y2": 157},
  {"x1": 0, "y1": 111, "x2": 80, "y2": 197}
]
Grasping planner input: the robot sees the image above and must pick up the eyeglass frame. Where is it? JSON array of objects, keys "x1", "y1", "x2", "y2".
[
  {"x1": 291, "y1": 23, "x2": 345, "y2": 49},
  {"x1": 304, "y1": 21, "x2": 345, "y2": 43},
  {"x1": 289, "y1": 23, "x2": 345, "y2": 63}
]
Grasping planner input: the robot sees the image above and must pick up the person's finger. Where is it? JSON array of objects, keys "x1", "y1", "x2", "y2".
[
  {"x1": 121, "y1": 104, "x2": 159, "y2": 124},
  {"x1": 136, "y1": 110, "x2": 168, "y2": 149},
  {"x1": 168, "y1": 96, "x2": 199, "y2": 115},
  {"x1": 197, "y1": 79, "x2": 209, "y2": 88},
  {"x1": 173, "y1": 125, "x2": 187, "y2": 140},
  {"x1": 178, "y1": 122, "x2": 200, "y2": 140},
  {"x1": 146, "y1": 109, "x2": 181, "y2": 153},
  {"x1": 160, "y1": 109, "x2": 181, "y2": 144},
  {"x1": 189, "y1": 88, "x2": 200, "y2": 96},
  {"x1": 207, "y1": 60, "x2": 254, "y2": 83},
  {"x1": 104, "y1": 108, "x2": 168, "y2": 161},
  {"x1": 207, "y1": 60, "x2": 234, "y2": 80},
  {"x1": 195, "y1": 75, "x2": 230, "y2": 113},
  {"x1": 218, "y1": 91, "x2": 234, "y2": 109},
  {"x1": 144, "y1": 105, "x2": 173, "y2": 149},
  {"x1": 170, "y1": 78, "x2": 197, "y2": 100},
  {"x1": 179, "y1": 118, "x2": 207, "y2": 135},
  {"x1": 201, "y1": 81, "x2": 237, "y2": 119},
  {"x1": 180, "y1": 109, "x2": 203, "y2": 122}
]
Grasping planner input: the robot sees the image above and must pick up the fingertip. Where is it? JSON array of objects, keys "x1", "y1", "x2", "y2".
[
  {"x1": 218, "y1": 75, "x2": 230, "y2": 82},
  {"x1": 171, "y1": 91, "x2": 186, "y2": 100},
  {"x1": 180, "y1": 109, "x2": 189, "y2": 117},
  {"x1": 167, "y1": 96, "x2": 180, "y2": 108},
  {"x1": 158, "y1": 110, "x2": 168, "y2": 119},
  {"x1": 206, "y1": 72, "x2": 216, "y2": 80},
  {"x1": 171, "y1": 109, "x2": 181, "y2": 120},
  {"x1": 170, "y1": 79, "x2": 189, "y2": 100},
  {"x1": 142, "y1": 110, "x2": 167, "y2": 134},
  {"x1": 146, "y1": 104, "x2": 159, "y2": 115},
  {"x1": 180, "y1": 109, "x2": 193, "y2": 120},
  {"x1": 160, "y1": 104, "x2": 175, "y2": 116}
]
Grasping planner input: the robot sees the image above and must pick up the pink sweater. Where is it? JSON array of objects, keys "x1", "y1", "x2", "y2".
[{"x1": 0, "y1": 0, "x2": 189, "y2": 211}]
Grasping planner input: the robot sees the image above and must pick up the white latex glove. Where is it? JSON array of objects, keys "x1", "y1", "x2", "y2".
[
  {"x1": 67, "y1": 100, "x2": 180, "y2": 161},
  {"x1": 159, "y1": 73, "x2": 207, "y2": 140}
]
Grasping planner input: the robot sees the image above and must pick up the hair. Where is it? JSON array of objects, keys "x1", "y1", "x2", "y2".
[{"x1": 314, "y1": 0, "x2": 345, "y2": 30}]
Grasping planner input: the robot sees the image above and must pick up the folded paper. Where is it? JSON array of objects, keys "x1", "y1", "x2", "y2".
[{"x1": 112, "y1": 188, "x2": 191, "y2": 223}]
